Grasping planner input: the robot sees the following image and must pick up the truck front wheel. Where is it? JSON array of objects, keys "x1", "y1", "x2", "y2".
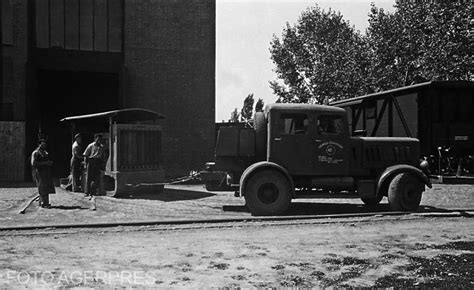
[
  {"x1": 388, "y1": 172, "x2": 423, "y2": 211},
  {"x1": 244, "y1": 170, "x2": 292, "y2": 216}
]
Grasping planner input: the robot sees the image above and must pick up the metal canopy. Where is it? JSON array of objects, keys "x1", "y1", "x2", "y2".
[{"x1": 60, "y1": 108, "x2": 165, "y2": 123}]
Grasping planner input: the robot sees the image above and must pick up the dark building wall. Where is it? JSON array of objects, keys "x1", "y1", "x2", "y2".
[
  {"x1": 1, "y1": 0, "x2": 27, "y2": 121},
  {"x1": 0, "y1": 0, "x2": 216, "y2": 180},
  {"x1": 124, "y1": 0, "x2": 215, "y2": 176}
]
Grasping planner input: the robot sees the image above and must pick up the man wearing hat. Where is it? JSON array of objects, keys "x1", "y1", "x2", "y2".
[
  {"x1": 31, "y1": 138, "x2": 55, "y2": 208},
  {"x1": 83, "y1": 133, "x2": 106, "y2": 196},
  {"x1": 70, "y1": 133, "x2": 84, "y2": 192}
]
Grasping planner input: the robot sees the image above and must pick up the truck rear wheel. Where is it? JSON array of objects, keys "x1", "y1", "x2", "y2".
[
  {"x1": 388, "y1": 172, "x2": 423, "y2": 211},
  {"x1": 244, "y1": 170, "x2": 292, "y2": 216}
]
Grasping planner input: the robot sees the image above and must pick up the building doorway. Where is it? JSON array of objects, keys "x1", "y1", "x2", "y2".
[{"x1": 35, "y1": 70, "x2": 119, "y2": 178}]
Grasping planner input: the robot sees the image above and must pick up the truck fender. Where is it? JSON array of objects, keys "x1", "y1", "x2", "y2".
[
  {"x1": 239, "y1": 161, "x2": 294, "y2": 197},
  {"x1": 377, "y1": 164, "x2": 432, "y2": 196}
]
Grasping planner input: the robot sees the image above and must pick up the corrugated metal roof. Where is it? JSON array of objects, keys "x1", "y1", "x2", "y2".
[{"x1": 60, "y1": 108, "x2": 165, "y2": 123}]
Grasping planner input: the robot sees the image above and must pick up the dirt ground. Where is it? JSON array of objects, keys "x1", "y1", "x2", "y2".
[
  {"x1": 0, "y1": 183, "x2": 472, "y2": 287},
  {"x1": 0, "y1": 216, "x2": 472, "y2": 288},
  {"x1": 0, "y1": 183, "x2": 473, "y2": 228}
]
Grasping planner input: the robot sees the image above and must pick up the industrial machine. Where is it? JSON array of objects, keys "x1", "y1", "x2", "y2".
[
  {"x1": 61, "y1": 108, "x2": 165, "y2": 196},
  {"x1": 201, "y1": 104, "x2": 432, "y2": 216}
]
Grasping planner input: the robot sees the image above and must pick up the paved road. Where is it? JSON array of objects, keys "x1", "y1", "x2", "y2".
[{"x1": 0, "y1": 183, "x2": 472, "y2": 228}]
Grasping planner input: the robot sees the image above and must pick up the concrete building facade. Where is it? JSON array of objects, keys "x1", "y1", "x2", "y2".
[{"x1": 1, "y1": 0, "x2": 216, "y2": 180}]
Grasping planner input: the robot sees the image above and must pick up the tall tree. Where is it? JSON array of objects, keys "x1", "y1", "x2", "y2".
[
  {"x1": 240, "y1": 93, "x2": 255, "y2": 122},
  {"x1": 269, "y1": 5, "x2": 371, "y2": 104},
  {"x1": 270, "y1": 2, "x2": 472, "y2": 104},
  {"x1": 366, "y1": 1, "x2": 472, "y2": 90},
  {"x1": 255, "y1": 98, "x2": 265, "y2": 113},
  {"x1": 229, "y1": 108, "x2": 240, "y2": 123}
]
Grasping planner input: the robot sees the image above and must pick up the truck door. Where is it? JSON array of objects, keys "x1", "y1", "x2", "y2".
[
  {"x1": 270, "y1": 112, "x2": 313, "y2": 174},
  {"x1": 313, "y1": 114, "x2": 349, "y2": 176}
]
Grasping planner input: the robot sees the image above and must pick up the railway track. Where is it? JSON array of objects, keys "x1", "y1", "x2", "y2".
[{"x1": 1, "y1": 209, "x2": 471, "y2": 232}]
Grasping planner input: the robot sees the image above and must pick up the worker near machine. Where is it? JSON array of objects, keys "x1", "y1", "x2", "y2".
[
  {"x1": 70, "y1": 133, "x2": 84, "y2": 192},
  {"x1": 83, "y1": 133, "x2": 106, "y2": 196},
  {"x1": 31, "y1": 138, "x2": 55, "y2": 208}
]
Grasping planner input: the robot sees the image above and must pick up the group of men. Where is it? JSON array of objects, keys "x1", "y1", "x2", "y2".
[{"x1": 30, "y1": 133, "x2": 108, "y2": 208}]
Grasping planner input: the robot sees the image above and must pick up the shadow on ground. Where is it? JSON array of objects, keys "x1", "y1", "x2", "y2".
[
  {"x1": 117, "y1": 187, "x2": 216, "y2": 202},
  {"x1": 223, "y1": 202, "x2": 391, "y2": 215},
  {"x1": 223, "y1": 202, "x2": 459, "y2": 216},
  {"x1": 0, "y1": 182, "x2": 36, "y2": 188},
  {"x1": 51, "y1": 205, "x2": 89, "y2": 210}
]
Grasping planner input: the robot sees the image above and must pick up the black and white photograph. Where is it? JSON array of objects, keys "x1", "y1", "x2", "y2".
[{"x1": 0, "y1": 0, "x2": 473, "y2": 287}]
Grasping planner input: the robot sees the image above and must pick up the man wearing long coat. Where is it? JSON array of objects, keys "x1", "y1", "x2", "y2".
[{"x1": 31, "y1": 139, "x2": 55, "y2": 208}]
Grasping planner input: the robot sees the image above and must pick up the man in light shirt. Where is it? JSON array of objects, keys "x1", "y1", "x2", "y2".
[
  {"x1": 70, "y1": 133, "x2": 84, "y2": 192},
  {"x1": 83, "y1": 133, "x2": 106, "y2": 196}
]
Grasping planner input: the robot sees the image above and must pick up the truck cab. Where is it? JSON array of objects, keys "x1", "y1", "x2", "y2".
[
  {"x1": 202, "y1": 104, "x2": 431, "y2": 216},
  {"x1": 267, "y1": 104, "x2": 350, "y2": 177}
]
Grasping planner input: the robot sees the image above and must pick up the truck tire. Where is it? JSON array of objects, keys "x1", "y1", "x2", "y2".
[
  {"x1": 244, "y1": 170, "x2": 291, "y2": 216},
  {"x1": 388, "y1": 172, "x2": 423, "y2": 211},
  {"x1": 254, "y1": 112, "x2": 267, "y2": 158},
  {"x1": 361, "y1": 195, "x2": 383, "y2": 205}
]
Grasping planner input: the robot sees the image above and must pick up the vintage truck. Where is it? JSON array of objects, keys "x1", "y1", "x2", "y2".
[
  {"x1": 60, "y1": 108, "x2": 165, "y2": 196},
  {"x1": 201, "y1": 103, "x2": 432, "y2": 216}
]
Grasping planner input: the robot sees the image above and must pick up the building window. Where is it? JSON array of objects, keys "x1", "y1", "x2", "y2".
[
  {"x1": 35, "y1": 0, "x2": 122, "y2": 52},
  {"x1": 279, "y1": 113, "x2": 309, "y2": 135}
]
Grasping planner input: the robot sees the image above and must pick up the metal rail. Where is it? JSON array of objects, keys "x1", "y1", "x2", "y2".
[{"x1": 1, "y1": 209, "x2": 471, "y2": 232}]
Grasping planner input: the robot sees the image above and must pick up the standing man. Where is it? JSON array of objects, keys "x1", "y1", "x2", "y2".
[
  {"x1": 83, "y1": 133, "x2": 106, "y2": 196},
  {"x1": 31, "y1": 138, "x2": 55, "y2": 208},
  {"x1": 70, "y1": 133, "x2": 84, "y2": 192}
]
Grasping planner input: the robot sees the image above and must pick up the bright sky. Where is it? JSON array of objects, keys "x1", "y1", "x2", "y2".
[{"x1": 216, "y1": 0, "x2": 396, "y2": 121}]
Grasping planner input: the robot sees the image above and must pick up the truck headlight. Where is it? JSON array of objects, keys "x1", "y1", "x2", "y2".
[
  {"x1": 420, "y1": 160, "x2": 429, "y2": 169},
  {"x1": 420, "y1": 159, "x2": 430, "y2": 175}
]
